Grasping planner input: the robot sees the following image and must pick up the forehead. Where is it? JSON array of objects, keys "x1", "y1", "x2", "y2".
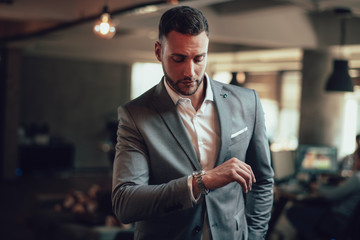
[{"x1": 162, "y1": 31, "x2": 209, "y2": 54}]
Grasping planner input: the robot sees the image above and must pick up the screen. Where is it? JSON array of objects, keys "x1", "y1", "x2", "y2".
[{"x1": 296, "y1": 145, "x2": 338, "y2": 174}]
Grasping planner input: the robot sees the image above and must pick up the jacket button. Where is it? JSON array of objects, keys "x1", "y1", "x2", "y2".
[{"x1": 192, "y1": 225, "x2": 201, "y2": 234}]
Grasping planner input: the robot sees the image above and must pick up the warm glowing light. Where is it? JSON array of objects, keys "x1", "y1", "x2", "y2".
[
  {"x1": 212, "y1": 71, "x2": 232, "y2": 84},
  {"x1": 93, "y1": 12, "x2": 116, "y2": 39},
  {"x1": 236, "y1": 72, "x2": 246, "y2": 84}
]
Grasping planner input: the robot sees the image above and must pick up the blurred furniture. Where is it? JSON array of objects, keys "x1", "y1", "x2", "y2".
[
  {"x1": 29, "y1": 191, "x2": 134, "y2": 240},
  {"x1": 316, "y1": 201, "x2": 360, "y2": 240},
  {"x1": 348, "y1": 202, "x2": 360, "y2": 239},
  {"x1": 18, "y1": 143, "x2": 74, "y2": 176},
  {"x1": 269, "y1": 177, "x2": 360, "y2": 240},
  {"x1": 266, "y1": 180, "x2": 311, "y2": 240}
]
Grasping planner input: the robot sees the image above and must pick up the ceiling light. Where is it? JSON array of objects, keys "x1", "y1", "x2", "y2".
[
  {"x1": 325, "y1": 59, "x2": 353, "y2": 92},
  {"x1": 325, "y1": 8, "x2": 354, "y2": 92},
  {"x1": 93, "y1": 5, "x2": 116, "y2": 39},
  {"x1": 166, "y1": 0, "x2": 178, "y2": 4},
  {"x1": 230, "y1": 72, "x2": 246, "y2": 86}
]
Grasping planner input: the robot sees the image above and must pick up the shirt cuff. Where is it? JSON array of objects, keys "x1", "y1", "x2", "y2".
[{"x1": 188, "y1": 175, "x2": 201, "y2": 203}]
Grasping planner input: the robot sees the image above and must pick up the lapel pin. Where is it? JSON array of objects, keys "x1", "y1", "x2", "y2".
[{"x1": 223, "y1": 93, "x2": 228, "y2": 98}]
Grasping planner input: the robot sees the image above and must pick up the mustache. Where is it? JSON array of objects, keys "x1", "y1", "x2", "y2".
[{"x1": 180, "y1": 77, "x2": 197, "y2": 82}]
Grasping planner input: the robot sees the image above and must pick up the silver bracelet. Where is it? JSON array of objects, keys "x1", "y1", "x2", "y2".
[{"x1": 192, "y1": 170, "x2": 209, "y2": 195}]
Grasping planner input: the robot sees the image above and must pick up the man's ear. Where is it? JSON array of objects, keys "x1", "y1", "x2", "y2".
[{"x1": 155, "y1": 41, "x2": 162, "y2": 62}]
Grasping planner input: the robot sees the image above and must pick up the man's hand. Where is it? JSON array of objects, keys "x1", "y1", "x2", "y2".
[{"x1": 203, "y1": 158, "x2": 256, "y2": 193}]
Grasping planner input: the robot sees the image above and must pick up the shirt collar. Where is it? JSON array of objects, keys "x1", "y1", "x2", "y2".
[{"x1": 164, "y1": 73, "x2": 213, "y2": 105}]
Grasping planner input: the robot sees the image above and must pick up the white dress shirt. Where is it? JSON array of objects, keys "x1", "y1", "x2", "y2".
[{"x1": 164, "y1": 74, "x2": 220, "y2": 171}]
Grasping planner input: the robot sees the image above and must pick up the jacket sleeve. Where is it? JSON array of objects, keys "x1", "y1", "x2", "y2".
[
  {"x1": 245, "y1": 91, "x2": 274, "y2": 240},
  {"x1": 111, "y1": 106, "x2": 194, "y2": 224}
]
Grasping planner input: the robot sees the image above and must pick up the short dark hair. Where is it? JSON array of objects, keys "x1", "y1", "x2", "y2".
[{"x1": 158, "y1": 6, "x2": 209, "y2": 41}]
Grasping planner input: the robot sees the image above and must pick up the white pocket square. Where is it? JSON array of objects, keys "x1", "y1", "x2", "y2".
[{"x1": 231, "y1": 127, "x2": 248, "y2": 138}]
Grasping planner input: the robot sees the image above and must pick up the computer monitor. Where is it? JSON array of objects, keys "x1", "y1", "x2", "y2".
[{"x1": 296, "y1": 145, "x2": 338, "y2": 175}]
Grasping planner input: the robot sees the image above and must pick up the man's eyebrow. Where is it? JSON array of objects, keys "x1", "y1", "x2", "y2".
[
  {"x1": 196, "y1": 53, "x2": 207, "y2": 56},
  {"x1": 171, "y1": 53, "x2": 186, "y2": 57},
  {"x1": 170, "y1": 53, "x2": 207, "y2": 57}
]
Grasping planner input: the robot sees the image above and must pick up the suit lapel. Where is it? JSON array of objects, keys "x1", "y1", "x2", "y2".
[
  {"x1": 210, "y1": 80, "x2": 232, "y2": 167},
  {"x1": 151, "y1": 80, "x2": 201, "y2": 170}
]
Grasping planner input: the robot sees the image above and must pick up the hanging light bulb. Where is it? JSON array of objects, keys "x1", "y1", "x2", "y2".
[{"x1": 93, "y1": 5, "x2": 116, "y2": 39}]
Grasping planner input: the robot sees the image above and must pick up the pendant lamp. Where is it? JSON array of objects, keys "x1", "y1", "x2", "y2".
[
  {"x1": 326, "y1": 59, "x2": 353, "y2": 91},
  {"x1": 93, "y1": 5, "x2": 116, "y2": 39},
  {"x1": 325, "y1": 8, "x2": 354, "y2": 92},
  {"x1": 230, "y1": 72, "x2": 246, "y2": 87}
]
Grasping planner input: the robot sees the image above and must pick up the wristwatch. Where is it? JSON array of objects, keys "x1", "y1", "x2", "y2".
[{"x1": 192, "y1": 170, "x2": 209, "y2": 195}]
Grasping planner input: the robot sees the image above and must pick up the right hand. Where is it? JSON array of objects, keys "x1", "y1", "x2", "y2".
[{"x1": 202, "y1": 158, "x2": 256, "y2": 193}]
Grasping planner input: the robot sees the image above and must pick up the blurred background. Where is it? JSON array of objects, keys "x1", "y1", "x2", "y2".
[{"x1": 1, "y1": 0, "x2": 360, "y2": 239}]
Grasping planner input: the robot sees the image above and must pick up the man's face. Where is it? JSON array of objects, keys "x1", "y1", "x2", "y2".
[{"x1": 155, "y1": 31, "x2": 209, "y2": 96}]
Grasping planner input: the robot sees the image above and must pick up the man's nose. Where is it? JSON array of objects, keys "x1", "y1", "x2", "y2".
[{"x1": 184, "y1": 60, "x2": 195, "y2": 78}]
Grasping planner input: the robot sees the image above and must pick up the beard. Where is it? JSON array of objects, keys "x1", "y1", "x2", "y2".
[{"x1": 164, "y1": 71, "x2": 204, "y2": 96}]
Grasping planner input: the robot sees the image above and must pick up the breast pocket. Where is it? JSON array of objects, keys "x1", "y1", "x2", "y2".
[
  {"x1": 230, "y1": 127, "x2": 248, "y2": 146},
  {"x1": 228, "y1": 126, "x2": 250, "y2": 158}
]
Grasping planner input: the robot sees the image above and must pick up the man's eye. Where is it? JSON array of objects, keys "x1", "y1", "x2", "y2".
[
  {"x1": 172, "y1": 56, "x2": 185, "y2": 62},
  {"x1": 195, "y1": 55, "x2": 205, "y2": 62}
]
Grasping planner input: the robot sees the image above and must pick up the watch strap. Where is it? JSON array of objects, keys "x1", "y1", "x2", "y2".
[{"x1": 192, "y1": 170, "x2": 209, "y2": 195}]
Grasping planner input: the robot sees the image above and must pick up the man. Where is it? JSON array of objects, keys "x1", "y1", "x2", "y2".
[
  {"x1": 287, "y1": 135, "x2": 360, "y2": 240},
  {"x1": 340, "y1": 134, "x2": 360, "y2": 176},
  {"x1": 112, "y1": 6, "x2": 274, "y2": 240},
  {"x1": 286, "y1": 171, "x2": 360, "y2": 240}
]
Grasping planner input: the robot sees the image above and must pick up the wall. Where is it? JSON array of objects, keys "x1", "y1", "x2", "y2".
[{"x1": 20, "y1": 54, "x2": 131, "y2": 170}]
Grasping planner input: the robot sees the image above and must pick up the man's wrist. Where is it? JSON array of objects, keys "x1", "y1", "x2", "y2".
[{"x1": 192, "y1": 170, "x2": 209, "y2": 195}]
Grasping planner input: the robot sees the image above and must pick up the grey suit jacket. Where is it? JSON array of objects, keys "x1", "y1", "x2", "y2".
[{"x1": 112, "y1": 78, "x2": 274, "y2": 240}]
